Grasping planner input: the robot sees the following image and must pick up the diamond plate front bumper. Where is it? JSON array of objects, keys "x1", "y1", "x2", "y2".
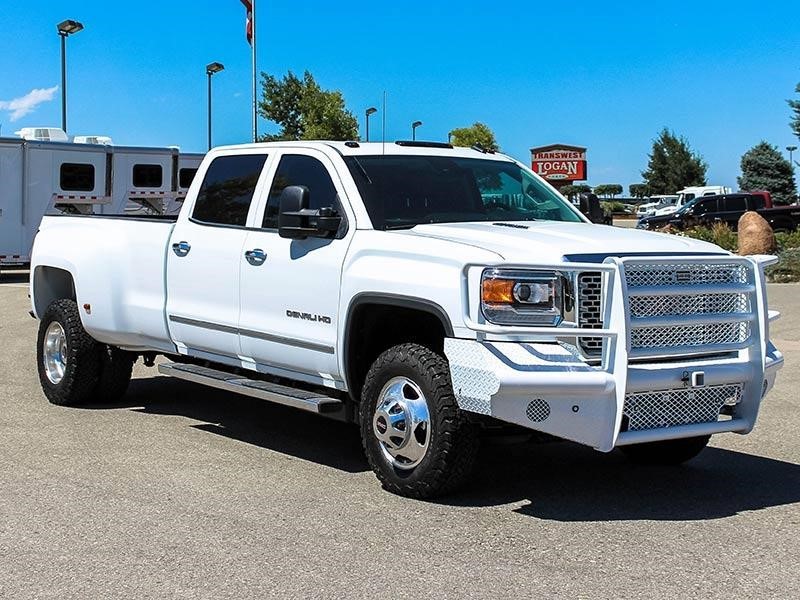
[{"x1": 445, "y1": 256, "x2": 784, "y2": 452}]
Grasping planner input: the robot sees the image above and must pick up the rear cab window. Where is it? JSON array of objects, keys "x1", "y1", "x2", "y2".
[
  {"x1": 748, "y1": 194, "x2": 766, "y2": 210},
  {"x1": 191, "y1": 154, "x2": 269, "y2": 227}
]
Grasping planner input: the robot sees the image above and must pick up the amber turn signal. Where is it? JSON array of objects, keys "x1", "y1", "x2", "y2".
[{"x1": 481, "y1": 278, "x2": 515, "y2": 304}]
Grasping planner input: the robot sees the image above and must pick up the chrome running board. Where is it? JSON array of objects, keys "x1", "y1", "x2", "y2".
[{"x1": 158, "y1": 362, "x2": 343, "y2": 415}]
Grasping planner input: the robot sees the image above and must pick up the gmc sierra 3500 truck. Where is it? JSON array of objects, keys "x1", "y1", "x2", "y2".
[{"x1": 30, "y1": 140, "x2": 784, "y2": 498}]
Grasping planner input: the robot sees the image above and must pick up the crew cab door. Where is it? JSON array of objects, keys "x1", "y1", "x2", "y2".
[
  {"x1": 238, "y1": 150, "x2": 353, "y2": 386},
  {"x1": 166, "y1": 151, "x2": 270, "y2": 358}
]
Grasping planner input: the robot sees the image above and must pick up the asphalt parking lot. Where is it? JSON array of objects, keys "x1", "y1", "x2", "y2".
[{"x1": 1, "y1": 271, "x2": 798, "y2": 599}]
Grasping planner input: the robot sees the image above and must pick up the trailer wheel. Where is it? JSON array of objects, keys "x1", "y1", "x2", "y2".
[
  {"x1": 620, "y1": 435, "x2": 710, "y2": 466},
  {"x1": 37, "y1": 299, "x2": 100, "y2": 406},
  {"x1": 93, "y1": 345, "x2": 136, "y2": 402},
  {"x1": 360, "y1": 343, "x2": 479, "y2": 499}
]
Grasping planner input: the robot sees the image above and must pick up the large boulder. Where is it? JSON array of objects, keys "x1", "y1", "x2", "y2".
[{"x1": 738, "y1": 211, "x2": 776, "y2": 255}]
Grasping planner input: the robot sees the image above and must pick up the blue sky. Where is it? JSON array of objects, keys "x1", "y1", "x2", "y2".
[{"x1": 1, "y1": 0, "x2": 798, "y2": 190}]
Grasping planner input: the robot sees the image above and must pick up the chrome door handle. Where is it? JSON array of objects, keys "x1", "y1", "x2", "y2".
[
  {"x1": 172, "y1": 241, "x2": 191, "y2": 257},
  {"x1": 244, "y1": 248, "x2": 267, "y2": 265}
]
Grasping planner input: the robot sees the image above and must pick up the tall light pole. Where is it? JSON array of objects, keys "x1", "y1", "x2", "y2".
[
  {"x1": 57, "y1": 19, "x2": 84, "y2": 134},
  {"x1": 788, "y1": 145, "x2": 798, "y2": 167},
  {"x1": 206, "y1": 62, "x2": 225, "y2": 150},
  {"x1": 412, "y1": 120, "x2": 422, "y2": 141},
  {"x1": 365, "y1": 107, "x2": 377, "y2": 142}
]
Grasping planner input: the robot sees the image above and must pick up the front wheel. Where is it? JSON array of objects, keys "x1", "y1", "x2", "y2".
[
  {"x1": 37, "y1": 299, "x2": 101, "y2": 406},
  {"x1": 620, "y1": 435, "x2": 710, "y2": 465},
  {"x1": 360, "y1": 343, "x2": 479, "y2": 499}
]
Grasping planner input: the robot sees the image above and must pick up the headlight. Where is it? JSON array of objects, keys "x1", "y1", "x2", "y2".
[{"x1": 481, "y1": 268, "x2": 565, "y2": 326}]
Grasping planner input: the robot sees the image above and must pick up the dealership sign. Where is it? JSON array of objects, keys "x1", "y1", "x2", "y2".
[{"x1": 530, "y1": 144, "x2": 587, "y2": 182}]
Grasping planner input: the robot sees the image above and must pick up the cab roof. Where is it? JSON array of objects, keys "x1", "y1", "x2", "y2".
[{"x1": 213, "y1": 140, "x2": 516, "y2": 161}]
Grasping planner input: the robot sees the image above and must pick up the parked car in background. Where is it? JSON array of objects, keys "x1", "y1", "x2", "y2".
[
  {"x1": 636, "y1": 195, "x2": 678, "y2": 218},
  {"x1": 638, "y1": 191, "x2": 800, "y2": 231},
  {"x1": 653, "y1": 186, "x2": 732, "y2": 216}
]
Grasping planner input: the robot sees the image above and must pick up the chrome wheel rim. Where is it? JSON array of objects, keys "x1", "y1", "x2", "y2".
[
  {"x1": 373, "y1": 377, "x2": 431, "y2": 470},
  {"x1": 43, "y1": 322, "x2": 68, "y2": 385}
]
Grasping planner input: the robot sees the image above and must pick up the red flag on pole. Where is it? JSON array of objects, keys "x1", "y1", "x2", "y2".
[{"x1": 240, "y1": 0, "x2": 253, "y2": 45}]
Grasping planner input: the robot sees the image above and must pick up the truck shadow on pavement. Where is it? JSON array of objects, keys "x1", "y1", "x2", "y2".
[{"x1": 107, "y1": 376, "x2": 800, "y2": 522}]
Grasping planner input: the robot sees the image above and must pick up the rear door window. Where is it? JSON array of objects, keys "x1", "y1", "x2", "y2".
[
  {"x1": 722, "y1": 196, "x2": 747, "y2": 212},
  {"x1": 191, "y1": 154, "x2": 268, "y2": 227},
  {"x1": 748, "y1": 195, "x2": 765, "y2": 210}
]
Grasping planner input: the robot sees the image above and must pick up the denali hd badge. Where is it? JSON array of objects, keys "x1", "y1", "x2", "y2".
[{"x1": 286, "y1": 310, "x2": 332, "y2": 324}]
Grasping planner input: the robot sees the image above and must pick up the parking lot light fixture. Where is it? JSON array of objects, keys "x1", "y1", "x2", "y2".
[
  {"x1": 57, "y1": 19, "x2": 84, "y2": 134},
  {"x1": 788, "y1": 146, "x2": 798, "y2": 167},
  {"x1": 365, "y1": 107, "x2": 377, "y2": 142},
  {"x1": 206, "y1": 62, "x2": 225, "y2": 150},
  {"x1": 412, "y1": 120, "x2": 422, "y2": 141}
]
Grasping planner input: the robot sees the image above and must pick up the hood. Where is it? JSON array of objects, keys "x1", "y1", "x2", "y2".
[{"x1": 401, "y1": 221, "x2": 727, "y2": 263}]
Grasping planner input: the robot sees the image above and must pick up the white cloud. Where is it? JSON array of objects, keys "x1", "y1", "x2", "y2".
[{"x1": 0, "y1": 86, "x2": 59, "y2": 122}]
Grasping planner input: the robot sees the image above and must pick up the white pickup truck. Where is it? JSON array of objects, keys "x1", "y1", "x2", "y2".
[{"x1": 30, "y1": 140, "x2": 784, "y2": 498}]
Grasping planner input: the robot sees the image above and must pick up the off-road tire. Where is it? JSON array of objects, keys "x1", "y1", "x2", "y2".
[
  {"x1": 360, "y1": 343, "x2": 479, "y2": 499},
  {"x1": 37, "y1": 299, "x2": 100, "y2": 406},
  {"x1": 93, "y1": 345, "x2": 136, "y2": 402},
  {"x1": 620, "y1": 435, "x2": 710, "y2": 466}
]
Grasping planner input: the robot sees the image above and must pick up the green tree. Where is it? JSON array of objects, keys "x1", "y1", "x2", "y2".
[
  {"x1": 258, "y1": 70, "x2": 358, "y2": 142},
  {"x1": 448, "y1": 122, "x2": 500, "y2": 151},
  {"x1": 593, "y1": 184, "x2": 623, "y2": 197},
  {"x1": 789, "y1": 82, "x2": 800, "y2": 141},
  {"x1": 738, "y1": 141, "x2": 797, "y2": 205},
  {"x1": 642, "y1": 128, "x2": 707, "y2": 194},
  {"x1": 629, "y1": 183, "x2": 650, "y2": 198},
  {"x1": 558, "y1": 184, "x2": 591, "y2": 199}
]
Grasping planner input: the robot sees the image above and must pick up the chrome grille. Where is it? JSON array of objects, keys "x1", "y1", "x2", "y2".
[
  {"x1": 623, "y1": 384, "x2": 742, "y2": 431},
  {"x1": 577, "y1": 272, "x2": 603, "y2": 355},
  {"x1": 631, "y1": 322, "x2": 750, "y2": 349},
  {"x1": 626, "y1": 263, "x2": 748, "y2": 288},
  {"x1": 625, "y1": 261, "x2": 754, "y2": 358},
  {"x1": 629, "y1": 293, "x2": 749, "y2": 318}
]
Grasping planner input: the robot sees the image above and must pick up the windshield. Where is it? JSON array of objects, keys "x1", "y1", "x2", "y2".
[
  {"x1": 344, "y1": 155, "x2": 584, "y2": 230},
  {"x1": 676, "y1": 197, "x2": 703, "y2": 214}
]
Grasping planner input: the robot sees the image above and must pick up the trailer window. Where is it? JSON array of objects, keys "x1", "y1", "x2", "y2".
[
  {"x1": 191, "y1": 154, "x2": 268, "y2": 227},
  {"x1": 132, "y1": 164, "x2": 163, "y2": 188},
  {"x1": 179, "y1": 168, "x2": 198, "y2": 189},
  {"x1": 60, "y1": 163, "x2": 95, "y2": 192}
]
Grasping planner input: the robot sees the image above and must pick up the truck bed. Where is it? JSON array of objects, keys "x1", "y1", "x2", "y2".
[{"x1": 31, "y1": 213, "x2": 177, "y2": 352}]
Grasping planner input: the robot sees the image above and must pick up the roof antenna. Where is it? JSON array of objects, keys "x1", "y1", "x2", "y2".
[{"x1": 382, "y1": 90, "x2": 386, "y2": 155}]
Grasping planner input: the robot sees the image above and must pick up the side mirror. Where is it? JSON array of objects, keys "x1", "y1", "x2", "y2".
[{"x1": 278, "y1": 185, "x2": 342, "y2": 240}]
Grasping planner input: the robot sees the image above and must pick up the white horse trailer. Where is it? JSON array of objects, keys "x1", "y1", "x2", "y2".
[
  {"x1": 0, "y1": 137, "x2": 204, "y2": 271},
  {"x1": 1, "y1": 137, "x2": 112, "y2": 269}
]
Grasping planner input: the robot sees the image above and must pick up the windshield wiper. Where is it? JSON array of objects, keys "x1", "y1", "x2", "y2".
[{"x1": 384, "y1": 223, "x2": 417, "y2": 230}]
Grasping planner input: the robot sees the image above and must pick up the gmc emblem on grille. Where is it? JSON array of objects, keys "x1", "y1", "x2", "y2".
[{"x1": 675, "y1": 270, "x2": 692, "y2": 282}]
